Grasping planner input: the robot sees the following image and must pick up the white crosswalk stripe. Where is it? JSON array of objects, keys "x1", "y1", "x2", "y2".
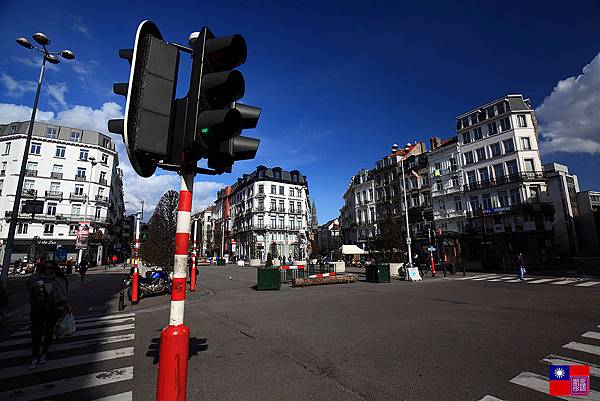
[
  {"x1": 451, "y1": 274, "x2": 600, "y2": 287},
  {"x1": 478, "y1": 396, "x2": 506, "y2": 401},
  {"x1": 510, "y1": 371, "x2": 600, "y2": 400},
  {"x1": 575, "y1": 281, "x2": 600, "y2": 287},
  {"x1": 582, "y1": 331, "x2": 600, "y2": 341},
  {"x1": 541, "y1": 354, "x2": 600, "y2": 377},
  {"x1": 563, "y1": 341, "x2": 600, "y2": 356},
  {"x1": 551, "y1": 279, "x2": 579, "y2": 285},
  {"x1": 0, "y1": 312, "x2": 135, "y2": 400},
  {"x1": 526, "y1": 278, "x2": 557, "y2": 284},
  {"x1": 456, "y1": 274, "x2": 496, "y2": 280}
]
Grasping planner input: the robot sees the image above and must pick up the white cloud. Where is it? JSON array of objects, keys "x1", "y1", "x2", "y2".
[
  {"x1": 0, "y1": 103, "x2": 54, "y2": 123},
  {"x1": 0, "y1": 73, "x2": 36, "y2": 97},
  {"x1": 54, "y1": 102, "x2": 123, "y2": 134},
  {"x1": 10, "y1": 55, "x2": 60, "y2": 72},
  {"x1": 70, "y1": 15, "x2": 93, "y2": 40},
  {"x1": 47, "y1": 82, "x2": 68, "y2": 108},
  {"x1": 536, "y1": 52, "x2": 600, "y2": 154},
  {"x1": 71, "y1": 60, "x2": 98, "y2": 81}
]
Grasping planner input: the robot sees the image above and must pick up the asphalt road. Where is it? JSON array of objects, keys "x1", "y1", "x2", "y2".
[{"x1": 2, "y1": 266, "x2": 599, "y2": 400}]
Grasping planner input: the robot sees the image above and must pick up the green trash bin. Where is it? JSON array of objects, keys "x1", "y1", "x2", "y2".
[
  {"x1": 217, "y1": 259, "x2": 226, "y2": 266},
  {"x1": 366, "y1": 264, "x2": 391, "y2": 283},
  {"x1": 257, "y1": 268, "x2": 281, "y2": 290}
]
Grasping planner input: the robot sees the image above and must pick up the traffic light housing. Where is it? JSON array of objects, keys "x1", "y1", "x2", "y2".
[
  {"x1": 108, "y1": 20, "x2": 180, "y2": 177},
  {"x1": 140, "y1": 224, "x2": 150, "y2": 242}
]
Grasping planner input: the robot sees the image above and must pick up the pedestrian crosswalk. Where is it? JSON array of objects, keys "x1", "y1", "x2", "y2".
[
  {"x1": 478, "y1": 321, "x2": 600, "y2": 400},
  {"x1": 0, "y1": 312, "x2": 135, "y2": 400},
  {"x1": 453, "y1": 273, "x2": 600, "y2": 288}
]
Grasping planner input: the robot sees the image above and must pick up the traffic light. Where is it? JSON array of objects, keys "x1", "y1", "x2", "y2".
[
  {"x1": 140, "y1": 224, "x2": 150, "y2": 242},
  {"x1": 108, "y1": 20, "x2": 180, "y2": 177},
  {"x1": 182, "y1": 27, "x2": 260, "y2": 173}
]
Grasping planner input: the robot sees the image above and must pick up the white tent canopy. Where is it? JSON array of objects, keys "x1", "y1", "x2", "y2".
[{"x1": 339, "y1": 245, "x2": 367, "y2": 255}]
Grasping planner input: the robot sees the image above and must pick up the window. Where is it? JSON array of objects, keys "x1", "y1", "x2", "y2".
[
  {"x1": 17, "y1": 223, "x2": 28, "y2": 234},
  {"x1": 101, "y1": 153, "x2": 108, "y2": 164},
  {"x1": 411, "y1": 194, "x2": 420, "y2": 207},
  {"x1": 474, "y1": 127, "x2": 483, "y2": 140},
  {"x1": 503, "y1": 138, "x2": 515, "y2": 153},
  {"x1": 506, "y1": 160, "x2": 518, "y2": 175},
  {"x1": 50, "y1": 182, "x2": 60, "y2": 192},
  {"x1": 70, "y1": 131, "x2": 81, "y2": 142},
  {"x1": 482, "y1": 193, "x2": 492, "y2": 210},
  {"x1": 434, "y1": 162, "x2": 441, "y2": 170},
  {"x1": 26, "y1": 161, "x2": 38, "y2": 173},
  {"x1": 3, "y1": 142, "x2": 10, "y2": 154},
  {"x1": 72, "y1": 204, "x2": 82, "y2": 216},
  {"x1": 77, "y1": 167, "x2": 86, "y2": 178},
  {"x1": 452, "y1": 175, "x2": 459, "y2": 188},
  {"x1": 486, "y1": 106, "x2": 496, "y2": 118},
  {"x1": 102, "y1": 138, "x2": 110, "y2": 148},
  {"x1": 47, "y1": 202, "x2": 57, "y2": 216},
  {"x1": 498, "y1": 191, "x2": 509, "y2": 207},
  {"x1": 289, "y1": 187, "x2": 294, "y2": 196},
  {"x1": 517, "y1": 114, "x2": 527, "y2": 127},
  {"x1": 493, "y1": 164, "x2": 505, "y2": 180},
  {"x1": 74, "y1": 185, "x2": 84, "y2": 196},
  {"x1": 462, "y1": 117, "x2": 470, "y2": 128},
  {"x1": 0, "y1": 179, "x2": 2, "y2": 195},
  {"x1": 490, "y1": 142, "x2": 501, "y2": 157},
  {"x1": 55, "y1": 146, "x2": 66, "y2": 158},
  {"x1": 98, "y1": 187, "x2": 105, "y2": 196},
  {"x1": 289, "y1": 201, "x2": 295, "y2": 212},
  {"x1": 455, "y1": 196, "x2": 463, "y2": 211},
  {"x1": 79, "y1": 149, "x2": 89, "y2": 160},
  {"x1": 424, "y1": 192, "x2": 431, "y2": 206},
  {"x1": 69, "y1": 224, "x2": 78, "y2": 235},
  {"x1": 278, "y1": 217, "x2": 284, "y2": 229},
  {"x1": 510, "y1": 188, "x2": 521, "y2": 204},
  {"x1": 46, "y1": 127, "x2": 58, "y2": 139},
  {"x1": 290, "y1": 219, "x2": 295, "y2": 230},
  {"x1": 500, "y1": 117, "x2": 511, "y2": 131},
  {"x1": 467, "y1": 171, "x2": 477, "y2": 185},
  {"x1": 95, "y1": 207, "x2": 102, "y2": 219},
  {"x1": 487, "y1": 122, "x2": 498, "y2": 135},
  {"x1": 436, "y1": 179, "x2": 443, "y2": 191},
  {"x1": 422, "y1": 173, "x2": 429, "y2": 186},
  {"x1": 30, "y1": 142, "x2": 41, "y2": 154},
  {"x1": 271, "y1": 185, "x2": 276, "y2": 194},
  {"x1": 297, "y1": 201, "x2": 301, "y2": 212},
  {"x1": 296, "y1": 188, "x2": 301, "y2": 197},
  {"x1": 524, "y1": 159, "x2": 535, "y2": 172},
  {"x1": 24, "y1": 179, "x2": 34, "y2": 190},
  {"x1": 1, "y1": 161, "x2": 6, "y2": 174},
  {"x1": 270, "y1": 200, "x2": 276, "y2": 210},
  {"x1": 521, "y1": 137, "x2": 531, "y2": 150},
  {"x1": 464, "y1": 151, "x2": 474, "y2": 164},
  {"x1": 476, "y1": 147, "x2": 486, "y2": 161},
  {"x1": 497, "y1": 102, "x2": 506, "y2": 114},
  {"x1": 479, "y1": 167, "x2": 490, "y2": 182},
  {"x1": 43, "y1": 224, "x2": 54, "y2": 235},
  {"x1": 99, "y1": 171, "x2": 106, "y2": 183},
  {"x1": 10, "y1": 126, "x2": 17, "y2": 135},
  {"x1": 462, "y1": 131, "x2": 471, "y2": 144},
  {"x1": 279, "y1": 200, "x2": 284, "y2": 211},
  {"x1": 470, "y1": 196, "x2": 480, "y2": 211},
  {"x1": 530, "y1": 186, "x2": 540, "y2": 202},
  {"x1": 410, "y1": 176, "x2": 418, "y2": 189},
  {"x1": 258, "y1": 184, "x2": 264, "y2": 194},
  {"x1": 279, "y1": 186, "x2": 284, "y2": 195}
]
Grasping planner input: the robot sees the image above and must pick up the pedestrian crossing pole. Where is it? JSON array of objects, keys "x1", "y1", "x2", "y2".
[
  {"x1": 132, "y1": 210, "x2": 141, "y2": 304},
  {"x1": 190, "y1": 218, "x2": 198, "y2": 291},
  {"x1": 157, "y1": 170, "x2": 193, "y2": 401}
]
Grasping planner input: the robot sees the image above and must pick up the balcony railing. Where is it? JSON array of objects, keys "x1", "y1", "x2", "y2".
[
  {"x1": 95, "y1": 195, "x2": 109, "y2": 203},
  {"x1": 51, "y1": 172, "x2": 63, "y2": 179},
  {"x1": 256, "y1": 205, "x2": 265, "y2": 211},
  {"x1": 25, "y1": 169, "x2": 38, "y2": 177},
  {"x1": 466, "y1": 201, "x2": 554, "y2": 218},
  {"x1": 463, "y1": 171, "x2": 545, "y2": 192},
  {"x1": 45, "y1": 190, "x2": 63, "y2": 199},
  {"x1": 69, "y1": 192, "x2": 87, "y2": 201},
  {"x1": 75, "y1": 175, "x2": 87, "y2": 181},
  {"x1": 99, "y1": 178, "x2": 108, "y2": 186},
  {"x1": 22, "y1": 189, "x2": 37, "y2": 197}
]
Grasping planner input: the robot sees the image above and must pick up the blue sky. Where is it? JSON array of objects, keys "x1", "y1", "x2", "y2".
[{"x1": 1, "y1": 0, "x2": 600, "y2": 221}]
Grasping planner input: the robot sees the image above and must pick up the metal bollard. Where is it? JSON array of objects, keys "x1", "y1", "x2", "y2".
[
  {"x1": 443, "y1": 264, "x2": 447, "y2": 278},
  {"x1": 463, "y1": 265, "x2": 466, "y2": 276},
  {"x1": 119, "y1": 290, "x2": 125, "y2": 311}
]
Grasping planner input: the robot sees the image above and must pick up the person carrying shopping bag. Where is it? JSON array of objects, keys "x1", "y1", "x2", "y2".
[{"x1": 26, "y1": 260, "x2": 69, "y2": 369}]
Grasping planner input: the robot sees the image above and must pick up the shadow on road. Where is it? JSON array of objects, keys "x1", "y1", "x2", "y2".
[{"x1": 146, "y1": 336, "x2": 208, "y2": 365}]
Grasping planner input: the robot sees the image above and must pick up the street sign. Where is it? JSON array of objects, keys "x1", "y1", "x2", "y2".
[{"x1": 427, "y1": 246, "x2": 436, "y2": 252}]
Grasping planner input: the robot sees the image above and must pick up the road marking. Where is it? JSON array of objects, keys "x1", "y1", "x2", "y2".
[
  {"x1": 0, "y1": 334, "x2": 135, "y2": 360},
  {"x1": 456, "y1": 274, "x2": 496, "y2": 280},
  {"x1": 93, "y1": 391, "x2": 133, "y2": 401},
  {"x1": 541, "y1": 354, "x2": 600, "y2": 377},
  {"x1": 487, "y1": 276, "x2": 515, "y2": 282},
  {"x1": 472, "y1": 275, "x2": 502, "y2": 281},
  {"x1": 575, "y1": 281, "x2": 600, "y2": 287},
  {"x1": 551, "y1": 279, "x2": 579, "y2": 285},
  {"x1": 3, "y1": 323, "x2": 135, "y2": 345},
  {"x1": 504, "y1": 277, "x2": 535, "y2": 283},
  {"x1": 0, "y1": 347, "x2": 134, "y2": 380},
  {"x1": 76, "y1": 313, "x2": 135, "y2": 323},
  {"x1": 526, "y1": 278, "x2": 557, "y2": 284},
  {"x1": 510, "y1": 371, "x2": 600, "y2": 400},
  {"x1": 11, "y1": 317, "x2": 135, "y2": 337},
  {"x1": 582, "y1": 331, "x2": 600, "y2": 341},
  {"x1": 563, "y1": 341, "x2": 600, "y2": 356},
  {"x1": 0, "y1": 366, "x2": 134, "y2": 401},
  {"x1": 478, "y1": 396, "x2": 506, "y2": 401}
]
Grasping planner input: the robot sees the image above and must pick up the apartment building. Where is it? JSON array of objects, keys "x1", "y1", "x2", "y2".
[
  {"x1": 0, "y1": 121, "x2": 126, "y2": 264},
  {"x1": 339, "y1": 169, "x2": 377, "y2": 250},
  {"x1": 213, "y1": 166, "x2": 311, "y2": 262},
  {"x1": 316, "y1": 218, "x2": 342, "y2": 257},
  {"x1": 194, "y1": 207, "x2": 213, "y2": 257},
  {"x1": 543, "y1": 163, "x2": 581, "y2": 256},
  {"x1": 576, "y1": 191, "x2": 600, "y2": 255},
  {"x1": 456, "y1": 94, "x2": 554, "y2": 268}
]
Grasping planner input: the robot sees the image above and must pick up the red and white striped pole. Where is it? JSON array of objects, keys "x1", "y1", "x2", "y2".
[
  {"x1": 190, "y1": 218, "x2": 198, "y2": 291},
  {"x1": 132, "y1": 210, "x2": 141, "y2": 304},
  {"x1": 157, "y1": 171, "x2": 194, "y2": 401}
]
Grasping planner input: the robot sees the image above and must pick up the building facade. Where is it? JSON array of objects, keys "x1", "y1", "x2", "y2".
[
  {"x1": 316, "y1": 218, "x2": 342, "y2": 257},
  {"x1": 456, "y1": 94, "x2": 554, "y2": 268},
  {"x1": 195, "y1": 207, "x2": 213, "y2": 257},
  {"x1": 339, "y1": 169, "x2": 377, "y2": 250},
  {"x1": 0, "y1": 121, "x2": 126, "y2": 265},
  {"x1": 576, "y1": 191, "x2": 600, "y2": 255},
  {"x1": 543, "y1": 163, "x2": 580, "y2": 256},
  {"x1": 213, "y1": 166, "x2": 311, "y2": 262}
]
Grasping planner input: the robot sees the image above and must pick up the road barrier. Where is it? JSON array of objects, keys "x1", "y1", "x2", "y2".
[
  {"x1": 279, "y1": 265, "x2": 306, "y2": 283},
  {"x1": 307, "y1": 263, "x2": 335, "y2": 277}
]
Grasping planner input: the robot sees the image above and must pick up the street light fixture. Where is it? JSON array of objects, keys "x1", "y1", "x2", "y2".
[{"x1": 1, "y1": 33, "x2": 75, "y2": 284}]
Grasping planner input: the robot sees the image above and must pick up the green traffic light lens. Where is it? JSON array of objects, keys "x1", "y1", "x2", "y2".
[{"x1": 201, "y1": 128, "x2": 209, "y2": 134}]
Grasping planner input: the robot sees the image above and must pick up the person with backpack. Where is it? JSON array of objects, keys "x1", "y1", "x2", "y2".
[{"x1": 26, "y1": 260, "x2": 69, "y2": 369}]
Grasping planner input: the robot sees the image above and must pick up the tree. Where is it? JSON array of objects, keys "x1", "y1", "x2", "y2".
[
  {"x1": 265, "y1": 252, "x2": 273, "y2": 268},
  {"x1": 376, "y1": 212, "x2": 405, "y2": 263},
  {"x1": 140, "y1": 190, "x2": 179, "y2": 270}
]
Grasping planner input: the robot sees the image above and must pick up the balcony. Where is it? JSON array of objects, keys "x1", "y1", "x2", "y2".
[
  {"x1": 95, "y1": 195, "x2": 109, "y2": 204},
  {"x1": 256, "y1": 192, "x2": 266, "y2": 198},
  {"x1": 466, "y1": 201, "x2": 554, "y2": 218},
  {"x1": 69, "y1": 192, "x2": 87, "y2": 201},
  {"x1": 278, "y1": 207, "x2": 286, "y2": 213},
  {"x1": 50, "y1": 172, "x2": 63, "y2": 179},
  {"x1": 45, "y1": 190, "x2": 63, "y2": 200},
  {"x1": 256, "y1": 205, "x2": 265, "y2": 212},
  {"x1": 75, "y1": 175, "x2": 87, "y2": 182},
  {"x1": 463, "y1": 171, "x2": 545, "y2": 192},
  {"x1": 25, "y1": 169, "x2": 38, "y2": 177},
  {"x1": 99, "y1": 178, "x2": 108, "y2": 186},
  {"x1": 22, "y1": 189, "x2": 37, "y2": 197}
]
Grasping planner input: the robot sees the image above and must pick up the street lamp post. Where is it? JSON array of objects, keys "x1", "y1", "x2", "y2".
[{"x1": 1, "y1": 33, "x2": 74, "y2": 284}]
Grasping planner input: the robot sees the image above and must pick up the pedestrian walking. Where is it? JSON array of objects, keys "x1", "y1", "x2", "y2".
[
  {"x1": 111, "y1": 254, "x2": 118, "y2": 267},
  {"x1": 65, "y1": 257, "x2": 74, "y2": 276},
  {"x1": 26, "y1": 260, "x2": 69, "y2": 369},
  {"x1": 79, "y1": 259, "x2": 88, "y2": 283},
  {"x1": 516, "y1": 252, "x2": 526, "y2": 281}
]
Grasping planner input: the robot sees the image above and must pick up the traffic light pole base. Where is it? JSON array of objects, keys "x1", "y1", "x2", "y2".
[{"x1": 156, "y1": 324, "x2": 190, "y2": 401}]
